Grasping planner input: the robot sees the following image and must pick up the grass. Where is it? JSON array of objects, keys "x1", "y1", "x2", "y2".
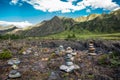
[{"x1": 27, "y1": 31, "x2": 120, "y2": 40}]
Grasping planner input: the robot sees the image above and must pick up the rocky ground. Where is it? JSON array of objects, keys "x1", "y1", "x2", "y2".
[{"x1": 0, "y1": 39, "x2": 120, "y2": 80}]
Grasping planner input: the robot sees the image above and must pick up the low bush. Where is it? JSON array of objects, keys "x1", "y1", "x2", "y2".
[
  {"x1": 0, "y1": 49, "x2": 12, "y2": 59},
  {"x1": 97, "y1": 54, "x2": 109, "y2": 65},
  {"x1": 110, "y1": 59, "x2": 120, "y2": 68},
  {"x1": 98, "y1": 51, "x2": 120, "y2": 68}
]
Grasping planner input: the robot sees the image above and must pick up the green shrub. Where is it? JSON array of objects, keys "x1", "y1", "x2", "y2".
[
  {"x1": 87, "y1": 74, "x2": 94, "y2": 79},
  {"x1": 0, "y1": 49, "x2": 12, "y2": 59},
  {"x1": 98, "y1": 51, "x2": 120, "y2": 67},
  {"x1": 110, "y1": 58, "x2": 120, "y2": 68},
  {"x1": 66, "y1": 34, "x2": 76, "y2": 40},
  {"x1": 109, "y1": 51, "x2": 120, "y2": 58},
  {"x1": 98, "y1": 54, "x2": 108, "y2": 65}
]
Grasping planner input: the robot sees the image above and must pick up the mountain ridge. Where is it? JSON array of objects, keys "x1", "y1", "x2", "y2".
[{"x1": 1, "y1": 9, "x2": 120, "y2": 36}]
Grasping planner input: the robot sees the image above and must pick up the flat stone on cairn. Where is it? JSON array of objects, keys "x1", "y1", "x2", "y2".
[
  {"x1": 8, "y1": 70, "x2": 21, "y2": 78},
  {"x1": 59, "y1": 45, "x2": 65, "y2": 52},
  {"x1": 65, "y1": 52, "x2": 75, "y2": 67},
  {"x1": 60, "y1": 65, "x2": 75, "y2": 72},
  {"x1": 71, "y1": 50, "x2": 77, "y2": 56},
  {"x1": 66, "y1": 47, "x2": 73, "y2": 53},
  {"x1": 8, "y1": 58, "x2": 21, "y2": 65},
  {"x1": 12, "y1": 64, "x2": 19, "y2": 70}
]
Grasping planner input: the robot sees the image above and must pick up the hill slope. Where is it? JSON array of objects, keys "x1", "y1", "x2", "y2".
[
  {"x1": 72, "y1": 9, "x2": 120, "y2": 33},
  {"x1": 19, "y1": 16, "x2": 76, "y2": 36}
]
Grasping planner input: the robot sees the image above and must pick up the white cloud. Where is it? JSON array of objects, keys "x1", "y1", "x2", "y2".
[
  {"x1": 9, "y1": 0, "x2": 19, "y2": 5},
  {"x1": 86, "y1": 9, "x2": 91, "y2": 13},
  {"x1": 77, "y1": 0, "x2": 120, "y2": 11},
  {"x1": 67, "y1": 0, "x2": 77, "y2": 2},
  {"x1": 0, "y1": 21, "x2": 32, "y2": 28},
  {"x1": 22, "y1": 0, "x2": 85, "y2": 13},
  {"x1": 10, "y1": 0, "x2": 120, "y2": 13},
  {"x1": 9, "y1": 0, "x2": 23, "y2": 6}
]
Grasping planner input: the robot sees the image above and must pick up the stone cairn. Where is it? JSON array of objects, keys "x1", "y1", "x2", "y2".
[
  {"x1": 60, "y1": 47, "x2": 79, "y2": 72},
  {"x1": 88, "y1": 40, "x2": 96, "y2": 56},
  {"x1": 87, "y1": 41, "x2": 97, "y2": 72},
  {"x1": 8, "y1": 58, "x2": 21, "y2": 79},
  {"x1": 55, "y1": 45, "x2": 65, "y2": 55}
]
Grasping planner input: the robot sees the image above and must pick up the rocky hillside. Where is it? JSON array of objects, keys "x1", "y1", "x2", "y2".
[
  {"x1": 72, "y1": 9, "x2": 120, "y2": 33},
  {"x1": 19, "y1": 16, "x2": 76, "y2": 36},
  {"x1": 16, "y1": 9, "x2": 120, "y2": 36},
  {"x1": 74, "y1": 14, "x2": 100, "y2": 22}
]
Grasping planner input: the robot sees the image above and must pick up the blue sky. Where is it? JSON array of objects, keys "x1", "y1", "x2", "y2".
[{"x1": 0, "y1": 0, "x2": 120, "y2": 27}]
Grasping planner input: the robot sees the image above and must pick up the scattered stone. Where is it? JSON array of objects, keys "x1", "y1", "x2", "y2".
[
  {"x1": 34, "y1": 52, "x2": 39, "y2": 56},
  {"x1": 41, "y1": 58, "x2": 49, "y2": 61},
  {"x1": 55, "y1": 50, "x2": 59, "y2": 55},
  {"x1": 0, "y1": 40, "x2": 119, "y2": 80},
  {"x1": 22, "y1": 51, "x2": 27, "y2": 55},
  {"x1": 26, "y1": 48, "x2": 32, "y2": 54},
  {"x1": 48, "y1": 71, "x2": 58, "y2": 80},
  {"x1": 74, "y1": 64, "x2": 80, "y2": 69}
]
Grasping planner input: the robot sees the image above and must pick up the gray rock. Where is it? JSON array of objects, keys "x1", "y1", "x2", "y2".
[
  {"x1": 8, "y1": 70, "x2": 21, "y2": 78},
  {"x1": 59, "y1": 45, "x2": 65, "y2": 51},
  {"x1": 66, "y1": 61, "x2": 73, "y2": 66},
  {"x1": 60, "y1": 65, "x2": 75, "y2": 72},
  {"x1": 65, "y1": 53, "x2": 73, "y2": 60},
  {"x1": 8, "y1": 58, "x2": 20, "y2": 65},
  {"x1": 48, "y1": 72, "x2": 59, "y2": 80}
]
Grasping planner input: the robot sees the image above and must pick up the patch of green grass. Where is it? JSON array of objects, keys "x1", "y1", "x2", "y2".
[
  {"x1": 97, "y1": 54, "x2": 108, "y2": 65},
  {"x1": 0, "y1": 49, "x2": 12, "y2": 59},
  {"x1": 27, "y1": 31, "x2": 120, "y2": 40},
  {"x1": 87, "y1": 74, "x2": 94, "y2": 79}
]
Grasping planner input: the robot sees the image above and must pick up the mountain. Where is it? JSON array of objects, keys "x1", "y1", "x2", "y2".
[
  {"x1": 0, "y1": 25, "x2": 18, "y2": 34},
  {"x1": 18, "y1": 16, "x2": 76, "y2": 36},
  {"x1": 74, "y1": 14, "x2": 100, "y2": 22},
  {"x1": 17, "y1": 9, "x2": 120, "y2": 36},
  {"x1": 72, "y1": 9, "x2": 120, "y2": 33}
]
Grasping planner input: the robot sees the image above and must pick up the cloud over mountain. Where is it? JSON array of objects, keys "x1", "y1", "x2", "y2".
[
  {"x1": 9, "y1": 0, "x2": 120, "y2": 13},
  {"x1": 0, "y1": 21, "x2": 32, "y2": 28}
]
